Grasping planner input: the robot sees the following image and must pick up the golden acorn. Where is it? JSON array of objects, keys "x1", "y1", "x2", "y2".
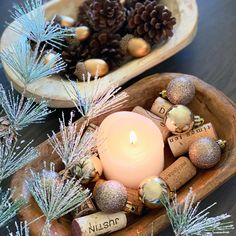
[
  {"x1": 121, "y1": 34, "x2": 151, "y2": 58},
  {"x1": 74, "y1": 26, "x2": 90, "y2": 41}
]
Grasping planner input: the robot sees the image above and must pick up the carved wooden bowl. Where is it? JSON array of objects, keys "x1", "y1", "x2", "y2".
[
  {"x1": 11, "y1": 73, "x2": 236, "y2": 235},
  {"x1": 0, "y1": 0, "x2": 198, "y2": 108}
]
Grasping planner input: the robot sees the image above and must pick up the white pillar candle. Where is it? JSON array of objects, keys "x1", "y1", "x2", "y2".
[{"x1": 97, "y1": 111, "x2": 164, "y2": 189}]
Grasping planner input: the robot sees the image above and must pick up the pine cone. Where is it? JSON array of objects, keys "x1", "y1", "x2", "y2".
[
  {"x1": 61, "y1": 38, "x2": 86, "y2": 80},
  {"x1": 128, "y1": 1, "x2": 176, "y2": 45},
  {"x1": 78, "y1": 0, "x2": 126, "y2": 33},
  {"x1": 77, "y1": 0, "x2": 93, "y2": 27},
  {"x1": 125, "y1": 0, "x2": 145, "y2": 9},
  {"x1": 81, "y1": 32, "x2": 124, "y2": 69}
]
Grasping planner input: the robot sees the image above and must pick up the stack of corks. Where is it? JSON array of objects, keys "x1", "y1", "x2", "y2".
[
  {"x1": 70, "y1": 76, "x2": 226, "y2": 236},
  {"x1": 42, "y1": 0, "x2": 176, "y2": 80}
]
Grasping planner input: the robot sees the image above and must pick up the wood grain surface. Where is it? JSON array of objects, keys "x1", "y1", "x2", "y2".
[{"x1": 0, "y1": 0, "x2": 236, "y2": 235}]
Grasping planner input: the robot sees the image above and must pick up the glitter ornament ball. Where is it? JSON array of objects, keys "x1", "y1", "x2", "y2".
[
  {"x1": 166, "y1": 77, "x2": 195, "y2": 105},
  {"x1": 164, "y1": 105, "x2": 194, "y2": 134},
  {"x1": 139, "y1": 177, "x2": 168, "y2": 208},
  {"x1": 189, "y1": 137, "x2": 222, "y2": 169},
  {"x1": 94, "y1": 180, "x2": 128, "y2": 213}
]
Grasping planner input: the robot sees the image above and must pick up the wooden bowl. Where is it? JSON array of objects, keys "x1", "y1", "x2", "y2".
[
  {"x1": 0, "y1": 0, "x2": 198, "y2": 108},
  {"x1": 11, "y1": 73, "x2": 236, "y2": 235}
]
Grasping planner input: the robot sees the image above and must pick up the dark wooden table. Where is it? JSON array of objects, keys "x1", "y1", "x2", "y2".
[{"x1": 0, "y1": 0, "x2": 236, "y2": 235}]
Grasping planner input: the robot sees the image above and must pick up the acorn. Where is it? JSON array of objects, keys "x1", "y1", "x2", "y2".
[
  {"x1": 74, "y1": 26, "x2": 90, "y2": 41},
  {"x1": 75, "y1": 59, "x2": 109, "y2": 79},
  {"x1": 54, "y1": 15, "x2": 75, "y2": 27},
  {"x1": 43, "y1": 51, "x2": 57, "y2": 66},
  {"x1": 121, "y1": 35, "x2": 151, "y2": 58}
]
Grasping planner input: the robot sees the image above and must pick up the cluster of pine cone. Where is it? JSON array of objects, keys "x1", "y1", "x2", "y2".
[{"x1": 60, "y1": 0, "x2": 176, "y2": 80}]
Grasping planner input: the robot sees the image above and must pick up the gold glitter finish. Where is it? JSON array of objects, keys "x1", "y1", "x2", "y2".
[
  {"x1": 167, "y1": 77, "x2": 195, "y2": 105},
  {"x1": 94, "y1": 180, "x2": 128, "y2": 213},
  {"x1": 139, "y1": 177, "x2": 167, "y2": 208},
  {"x1": 189, "y1": 137, "x2": 222, "y2": 169},
  {"x1": 164, "y1": 105, "x2": 194, "y2": 134}
]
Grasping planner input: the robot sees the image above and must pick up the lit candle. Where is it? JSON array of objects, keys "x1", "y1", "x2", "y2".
[{"x1": 97, "y1": 111, "x2": 164, "y2": 189}]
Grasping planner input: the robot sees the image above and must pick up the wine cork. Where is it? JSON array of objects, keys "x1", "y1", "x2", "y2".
[
  {"x1": 160, "y1": 156, "x2": 197, "y2": 192},
  {"x1": 94, "y1": 180, "x2": 144, "y2": 215},
  {"x1": 151, "y1": 97, "x2": 172, "y2": 118},
  {"x1": 124, "y1": 188, "x2": 144, "y2": 215},
  {"x1": 132, "y1": 106, "x2": 170, "y2": 141},
  {"x1": 72, "y1": 212, "x2": 127, "y2": 236},
  {"x1": 73, "y1": 198, "x2": 97, "y2": 218},
  {"x1": 168, "y1": 123, "x2": 218, "y2": 157}
]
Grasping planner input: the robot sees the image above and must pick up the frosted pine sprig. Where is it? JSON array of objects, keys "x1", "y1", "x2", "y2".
[
  {"x1": 0, "y1": 189, "x2": 26, "y2": 228},
  {"x1": 161, "y1": 188, "x2": 235, "y2": 236},
  {"x1": 8, "y1": 0, "x2": 74, "y2": 48},
  {"x1": 7, "y1": 221, "x2": 30, "y2": 236},
  {"x1": 0, "y1": 37, "x2": 66, "y2": 85},
  {"x1": 65, "y1": 73, "x2": 128, "y2": 121},
  {"x1": 26, "y1": 163, "x2": 91, "y2": 235},
  {"x1": 0, "y1": 137, "x2": 39, "y2": 183},
  {"x1": 48, "y1": 112, "x2": 97, "y2": 168},
  {"x1": 0, "y1": 83, "x2": 52, "y2": 132}
]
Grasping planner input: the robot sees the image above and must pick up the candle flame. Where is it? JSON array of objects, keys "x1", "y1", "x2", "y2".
[{"x1": 130, "y1": 130, "x2": 137, "y2": 144}]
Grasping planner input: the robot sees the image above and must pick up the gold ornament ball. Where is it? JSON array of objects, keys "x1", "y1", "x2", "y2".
[
  {"x1": 72, "y1": 155, "x2": 103, "y2": 184},
  {"x1": 74, "y1": 26, "x2": 90, "y2": 41},
  {"x1": 164, "y1": 105, "x2": 194, "y2": 134},
  {"x1": 167, "y1": 77, "x2": 196, "y2": 105},
  {"x1": 189, "y1": 137, "x2": 222, "y2": 169},
  {"x1": 94, "y1": 180, "x2": 128, "y2": 213},
  {"x1": 127, "y1": 38, "x2": 151, "y2": 58},
  {"x1": 139, "y1": 176, "x2": 168, "y2": 208}
]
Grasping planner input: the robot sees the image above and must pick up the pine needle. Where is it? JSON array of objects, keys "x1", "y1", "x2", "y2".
[
  {"x1": 0, "y1": 37, "x2": 66, "y2": 85},
  {"x1": 48, "y1": 112, "x2": 97, "y2": 169},
  {"x1": 26, "y1": 163, "x2": 91, "y2": 235},
  {"x1": 64, "y1": 73, "x2": 128, "y2": 121},
  {"x1": 7, "y1": 221, "x2": 30, "y2": 236},
  {"x1": 8, "y1": 0, "x2": 74, "y2": 48},
  {"x1": 0, "y1": 137, "x2": 39, "y2": 183},
  {"x1": 161, "y1": 188, "x2": 235, "y2": 236},
  {"x1": 0, "y1": 188, "x2": 26, "y2": 228},
  {"x1": 0, "y1": 83, "x2": 52, "y2": 132}
]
